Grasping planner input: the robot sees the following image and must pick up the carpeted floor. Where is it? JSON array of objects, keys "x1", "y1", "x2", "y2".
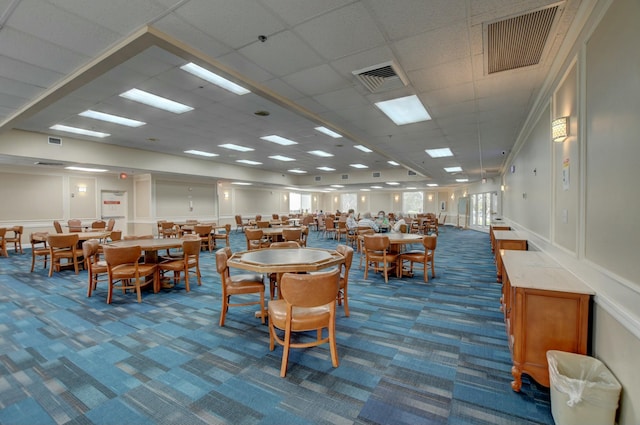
[{"x1": 0, "y1": 226, "x2": 554, "y2": 425}]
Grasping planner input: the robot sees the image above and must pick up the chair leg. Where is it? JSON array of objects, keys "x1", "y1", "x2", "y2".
[
  {"x1": 219, "y1": 296, "x2": 228, "y2": 326},
  {"x1": 259, "y1": 292, "x2": 265, "y2": 324},
  {"x1": 342, "y1": 288, "x2": 350, "y2": 317},
  {"x1": 107, "y1": 279, "x2": 114, "y2": 304},
  {"x1": 280, "y1": 326, "x2": 292, "y2": 377},
  {"x1": 329, "y1": 323, "x2": 339, "y2": 368}
]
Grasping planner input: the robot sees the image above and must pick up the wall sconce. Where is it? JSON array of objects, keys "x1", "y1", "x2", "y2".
[
  {"x1": 361, "y1": 195, "x2": 366, "y2": 202},
  {"x1": 394, "y1": 195, "x2": 399, "y2": 202},
  {"x1": 501, "y1": 185, "x2": 505, "y2": 192},
  {"x1": 334, "y1": 196, "x2": 338, "y2": 203},
  {"x1": 283, "y1": 194, "x2": 288, "y2": 201},
  {"x1": 552, "y1": 116, "x2": 569, "y2": 142},
  {"x1": 463, "y1": 191, "x2": 467, "y2": 197},
  {"x1": 451, "y1": 193, "x2": 455, "y2": 200},
  {"x1": 77, "y1": 185, "x2": 87, "y2": 193},
  {"x1": 223, "y1": 191, "x2": 229, "y2": 200},
  {"x1": 428, "y1": 194, "x2": 433, "y2": 201}
]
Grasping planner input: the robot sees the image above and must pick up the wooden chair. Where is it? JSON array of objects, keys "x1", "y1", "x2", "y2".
[
  {"x1": 299, "y1": 226, "x2": 309, "y2": 247},
  {"x1": 83, "y1": 239, "x2": 107, "y2": 297},
  {"x1": 356, "y1": 228, "x2": 375, "y2": 268},
  {"x1": 67, "y1": 219, "x2": 83, "y2": 232},
  {"x1": 268, "y1": 268, "x2": 340, "y2": 377},
  {"x1": 108, "y1": 230, "x2": 122, "y2": 242},
  {"x1": 47, "y1": 233, "x2": 83, "y2": 277},
  {"x1": 158, "y1": 239, "x2": 202, "y2": 292},
  {"x1": 282, "y1": 228, "x2": 302, "y2": 245},
  {"x1": 212, "y1": 224, "x2": 231, "y2": 247},
  {"x1": 323, "y1": 217, "x2": 337, "y2": 239},
  {"x1": 106, "y1": 218, "x2": 116, "y2": 231},
  {"x1": 5, "y1": 226, "x2": 23, "y2": 254},
  {"x1": 103, "y1": 245, "x2": 158, "y2": 304},
  {"x1": 245, "y1": 228, "x2": 270, "y2": 250},
  {"x1": 0, "y1": 228, "x2": 8, "y2": 257},
  {"x1": 160, "y1": 221, "x2": 178, "y2": 238},
  {"x1": 53, "y1": 220, "x2": 63, "y2": 233},
  {"x1": 91, "y1": 220, "x2": 106, "y2": 229},
  {"x1": 194, "y1": 224, "x2": 214, "y2": 252},
  {"x1": 30, "y1": 232, "x2": 49, "y2": 272},
  {"x1": 267, "y1": 241, "x2": 301, "y2": 300},
  {"x1": 256, "y1": 220, "x2": 270, "y2": 229},
  {"x1": 335, "y1": 244, "x2": 354, "y2": 317},
  {"x1": 215, "y1": 248, "x2": 265, "y2": 326},
  {"x1": 399, "y1": 235, "x2": 437, "y2": 282},
  {"x1": 363, "y1": 235, "x2": 398, "y2": 283},
  {"x1": 235, "y1": 215, "x2": 251, "y2": 232},
  {"x1": 336, "y1": 221, "x2": 348, "y2": 242}
]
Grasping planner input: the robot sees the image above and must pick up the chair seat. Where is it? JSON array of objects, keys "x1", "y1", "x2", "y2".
[
  {"x1": 268, "y1": 300, "x2": 331, "y2": 330},
  {"x1": 400, "y1": 250, "x2": 427, "y2": 259},
  {"x1": 110, "y1": 263, "x2": 157, "y2": 279},
  {"x1": 159, "y1": 258, "x2": 198, "y2": 272},
  {"x1": 226, "y1": 274, "x2": 265, "y2": 294}
]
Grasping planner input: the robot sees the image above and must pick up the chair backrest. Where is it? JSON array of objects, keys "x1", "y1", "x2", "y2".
[
  {"x1": 235, "y1": 215, "x2": 242, "y2": 225},
  {"x1": 245, "y1": 229, "x2": 264, "y2": 249},
  {"x1": 256, "y1": 221, "x2": 270, "y2": 228},
  {"x1": 0, "y1": 228, "x2": 5, "y2": 238},
  {"x1": 47, "y1": 233, "x2": 79, "y2": 249},
  {"x1": 103, "y1": 245, "x2": 142, "y2": 268},
  {"x1": 272, "y1": 213, "x2": 279, "y2": 220},
  {"x1": 82, "y1": 239, "x2": 100, "y2": 262},
  {"x1": 399, "y1": 224, "x2": 408, "y2": 233},
  {"x1": 280, "y1": 268, "x2": 340, "y2": 308},
  {"x1": 186, "y1": 219, "x2": 199, "y2": 224},
  {"x1": 31, "y1": 232, "x2": 48, "y2": 246},
  {"x1": 194, "y1": 224, "x2": 213, "y2": 236},
  {"x1": 282, "y1": 228, "x2": 302, "y2": 242},
  {"x1": 68, "y1": 219, "x2": 82, "y2": 232},
  {"x1": 363, "y1": 234, "x2": 389, "y2": 251},
  {"x1": 161, "y1": 222, "x2": 175, "y2": 231},
  {"x1": 106, "y1": 218, "x2": 116, "y2": 231},
  {"x1": 270, "y1": 241, "x2": 300, "y2": 248},
  {"x1": 53, "y1": 220, "x2": 63, "y2": 233},
  {"x1": 215, "y1": 248, "x2": 229, "y2": 276},
  {"x1": 182, "y1": 239, "x2": 202, "y2": 257},
  {"x1": 336, "y1": 244, "x2": 354, "y2": 280},
  {"x1": 91, "y1": 220, "x2": 106, "y2": 229},
  {"x1": 423, "y1": 235, "x2": 437, "y2": 251},
  {"x1": 325, "y1": 217, "x2": 335, "y2": 229},
  {"x1": 109, "y1": 230, "x2": 122, "y2": 241}
]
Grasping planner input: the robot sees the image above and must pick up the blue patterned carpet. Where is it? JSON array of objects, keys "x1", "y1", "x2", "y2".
[{"x1": 0, "y1": 226, "x2": 553, "y2": 425}]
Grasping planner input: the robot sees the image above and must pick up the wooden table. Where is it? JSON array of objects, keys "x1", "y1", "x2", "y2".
[
  {"x1": 358, "y1": 233, "x2": 424, "y2": 277},
  {"x1": 493, "y1": 230, "x2": 528, "y2": 282},
  {"x1": 502, "y1": 250, "x2": 594, "y2": 391},
  {"x1": 105, "y1": 238, "x2": 182, "y2": 263},
  {"x1": 76, "y1": 231, "x2": 111, "y2": 242},
  {"x1": 228, "y1": 247, "x2": 344, "y2": 275}
]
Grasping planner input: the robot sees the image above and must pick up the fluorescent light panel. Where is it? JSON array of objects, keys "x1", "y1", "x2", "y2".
[
  {"x1": 387, "y1": 160, "x2": 399, "y2": 166},
  {"x1": 219, "y1": 143, "x2": 254, "y2": 152},
  {"x1": 65, "y1": 166, "x2": 108, "y2": 172},
  {"x1": 330, "y1": 185, "x2": 344, "y2": 188},
  {"x1": 268, "y1": 155, "x2": 295, "y2": 162},
  {"x1": 288, "y1": 169, "x2": 307, "y2": 174},
  {"x1": 371, "y1": 185, "x2": 383, "y2": 189},
  {"x1": 456, "y1": 178, "x2": 469, "y2": 182},
  {"x1": 184, "y1": 150, "x2": 218, "y2": 157},
  {"x1": 354, "y1": 145, "x2": 372, "y2": 153},
  {"x1": 375, "y1": 95, "x2": 431, "y2": 125},
  {"x1": 350, "y1": 163, "x2": 368, "y2": 169},
  {"x1": 444, "y1": 166, "x2": 463, "y2": 172},
  {"x1": 425, "y1": 147, "x2": 453, "y2": 158},
  {"x1": 231, "y1": 182, "x2": 252, "y2": 185},
  {"x1": 314, "y1": 126, "x2": 342, "y2": 138},
  {"x1": 309, "y1": 150, "x2": 333, "y2": 158},
  {"x1": 360, "y1": 188, "x2": 370, "y2": 191},
  {"x1": 236, "y1": 159, "x2": 262, "y2": 165},
  {"x1": 79, "y1": 110, "x2": 145, "y2": 127},
  {"x1": 427, "y1": 183, "x2": 439, "y2": 187},
  {"x1": 119, "y1": 88, "x2": 193, "y2": 114},
  {"x1": 50, "y1": 124, "x2": 110, "y2": 138},
  {"x1": 261, "y1": 135, "x2": 298, "y2": 146},
  {"x1": 386, "y1": 182, "x2": 399, "y2": 185},
  {"x1": 316, "y1": 166, "x2": 335, "y2": 171},
  {"x1": 180, "y1": 62, "x2": 250, "y2": 95}
]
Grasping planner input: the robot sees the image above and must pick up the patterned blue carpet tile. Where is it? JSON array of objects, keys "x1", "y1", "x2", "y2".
[{"x1": 0, "y1": 226, "x2": 553, "y2": 424}]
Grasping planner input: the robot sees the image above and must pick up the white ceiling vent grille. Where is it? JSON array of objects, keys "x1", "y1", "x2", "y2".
[
  {"x1": 486, "y1": 5, "x2": 559, "y2": 74},
  {"x1": 352, "y1": 61, "x2": 408, "y2": 93},
  {"x1": 341, "y1": 174, "x2": 349, "y2": 180},
  {"x1": 372, "y1": 171, "x2": 381, "y2": 178},
  {"x1": 314, "y1": 176, "x2": 322, "y2": 181}
]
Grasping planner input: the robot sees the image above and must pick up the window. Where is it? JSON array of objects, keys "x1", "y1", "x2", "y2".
[
  {"x1": 289, "y1": 192, "x2": 311, "y2": 214},
  {"x1": 403, "y1": 192, "x2": 423, "y2": 214},
  {"x1": 341, "y1": 193, "x2": 357, "y2": 213}
]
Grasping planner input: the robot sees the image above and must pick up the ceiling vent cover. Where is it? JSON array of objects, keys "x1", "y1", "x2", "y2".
[
  {"x1": 486, "y1": 5, "x2": 559, "y2": 74},
  {"x1": 352, "y1": 61, "x2": 408, "y2": 93}
]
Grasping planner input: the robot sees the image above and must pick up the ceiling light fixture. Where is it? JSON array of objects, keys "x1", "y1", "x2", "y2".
[
  {"x1": 261, "y1": 135, "x2": 298, "y2": 145},
  {"x1": 180, "y1": 62, "x2": 250, "y2": 95},
  {"x1": 444, "y1": 166, "x2": 463, "y2": 173},
  {"x1": 288, "y1": 169, "x2": 307, "y2": 174},
  {"x1": 236, "y1": 159, "x2": 262, "y2": 165},
  {"x1": 309, "y1": 150, "x2": 334, "y2": 158},
  {"x1": 316, "y1": 166, "x2": 335, "y2": 171},
  {"x1": 184, "y1": 150, "x2": 218, "y2": 157},
  {"x1": 219, "y1": 143, "x2": 254, "y2": 152},
  {"x1": 314, "y1": 126, "x2": 342, "y2": 138},
  {"x1": 350, "y1": 164, "x2": 368, "y2": 169},
  {"x1": 65, "y1": 166, "x2": 108, "y2": 172},
  {"x1": 354, "y1": 145, "x2": 372, "y2": 153},
  {"x1": 387, "y1": 160, "x2": 399, "y2": 166},
  {"x1": 456, "y1": 178, "x2": 469, "y2": 182},
  {"x1": 50, "y1": 124, "x2": 110, "y2": 138},
  {"x1": 425, "y1": 147, "x2": 453, "y2": 158},
  {"x1": 386, "y1": 182, "x2": 400, "y2": 185},
  {"x1": 427, "y1": 183, "x2": 438, "y2": 187},
  {"x1": 79, "y1": 110, "x2": 145, "y2": 127},
  {"x1": 371, "y1": 185, "x2": 383, "y2": 189},
  {"x1": 119, "y1": 88, "x2": 193, "y2": 113},
  {"x1": 231, "y1": 182, "x2": 252, "y2": 185},
  {"x1": 374, "y1": 95, "x2": 431, "y2": 125},
  {"x1": 268, "y1": 155, "x2": 295, "y2": 162},
  {"x1": 330, "y1": 185, "x2": 344, "y2": 188}
]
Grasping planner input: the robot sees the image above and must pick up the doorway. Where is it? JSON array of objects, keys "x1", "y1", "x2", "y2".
[{"x1": 101, "y1": 191, "x2": 127, "y2": 234}]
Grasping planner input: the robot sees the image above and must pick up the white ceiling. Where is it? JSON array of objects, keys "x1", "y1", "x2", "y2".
[{"x1": 0, "y1": 0, "x2": 580, "y2": 189}]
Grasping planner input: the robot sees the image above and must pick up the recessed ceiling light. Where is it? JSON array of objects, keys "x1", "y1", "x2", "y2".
[
  {"x1": 309, "y1": 150, "x2": 334, "y2": 158},
  {"x1": 288, "y1": 169, "x2": 307, "y2": 174},
  {"x1": 325, "y1": 188, "x2": 337, "y2": 191},
  {"x1": 350, "y1": 163, "x2": 368, "y2": 169},
  {"x1": 261, "y1": 135, "x2": 298, "y2": 146},
  {"x1": 119, "y1": 88, "x2": 193, "y2": 114},
  {"x1": 444, "y1": 166, "x2": 463, "y2": 172},
  {"x1": 387, "y1": 160, "x2": 399, "y2": 166},
  {"x1": 375, "y1": 95, "x2": 431, "y2": 125},
  {"x1": 427, "y1": 183, "x2": 439, "y2": 187},
  {"x1": 360, "y1": 188, "x2": 370, "y2": 191},
  {"x1": 79, "y1": 110, "x2": 145, "y2": 127},
  {"x1": 50, "y1": 124, "x2": 110, "y2": 138},
  {"x1": 425, "y1": 147, "x2": 453, "y2": 158},
  {"x1": 330, "y1": 185, "x2": 344, "y2": 188},
  {"x1": 219, "y1": 143, "x2": 254, "y2": 152},
  {"x1": 316, "y1": 166, "x2": 335, "y2": 171},
  {"x1": 386, "y1": 182, "x2": 400, "y2": 185},
  {"x1": 231, "y1": 182, "x2": 252, "y2": 185},
  {"x1": 371, "y1": 185, "x2": 383, "y2": 189},
  {"x1": 456, "y1": 178, "x2": 469, "y2": 182},
  {"x1": 236, "y1": 159, "x2": 262, "y2": 165},
  {"x1": 314, "y1": 126, "x2": 342, "y2": 138},
  {"x1": 65, "y1": 166, "x2": 108, "y2": 173},
  {"x1": 184, "y1": 150, "x2": 218, "y2": 157},
  {"x1": 354, "y1": 145, "x2": 372, "y2": 153},
  {"x1": 268, "y1": 155, "x2": 295, "y2": 162},
  {"x1": 180, "y1": 62, "x2": 250, "y2": 95},
  {"x1": 406, "y1": 187, "x2": 416, "y2": 190}
]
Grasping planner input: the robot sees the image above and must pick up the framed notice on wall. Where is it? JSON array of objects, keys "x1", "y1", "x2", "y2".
[
  {"x1": 440, "y1": 201, "x2": 447, "y2": 211},
  {"x1": 562, "y1": 158, "x2": 570, "y2": 191}
]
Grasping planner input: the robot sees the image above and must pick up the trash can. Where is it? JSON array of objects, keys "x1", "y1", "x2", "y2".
[{"x1": 547, "y1": 350, "x2": 621, "y2": 425}]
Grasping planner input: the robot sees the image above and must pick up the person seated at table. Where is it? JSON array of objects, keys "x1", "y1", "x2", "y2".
[
  {"x1": 391, "y1": 212, "x2": 407, "y2": 233},
  {"x1": 375, "y1": 211, "x2": 390, "y2": 231},
  {"x1": 358, "y1": 212, "x2": 379, "y2": 232},
  {"x1": 346, "y1": 209, "x2": 358, "y2": 232}
]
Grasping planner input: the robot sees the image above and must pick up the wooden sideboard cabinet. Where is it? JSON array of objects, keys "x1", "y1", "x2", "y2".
[
  {"x1": 490, "y1": 225, "x2": 511, "y2": 253},
  {"x1": 493, "y1": 230, "x2": 527, "y2": 282},
  {"x1": 502, "y1": 250, "x2": 594, "y2": 391}
]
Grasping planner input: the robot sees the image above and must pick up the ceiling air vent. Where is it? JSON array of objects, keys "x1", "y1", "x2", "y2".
[
  {"x1": 372, "y1": 172, "x2": 381, "y2": 178},
  {"x1": 35, "y1": 161, "x2": 64, "y2": 167},
  {"x1": 341, "y1": 174, "x2": 349, "y2": 180},
  {"x1": 48, "y1": 136, "x2": 62, "y2": 145},
  {"x1": 408, "y1": 170, "x2": 417, "y2": 176},
  {"x1": 485, "y1": 5, "x2": 560, "y2": 74},
  {"x1": 352, "y1": 61, "x2": 408, "y2": 93},
  {"x1": 314, "y1": 176, "x2": 322, "y2": 182}
]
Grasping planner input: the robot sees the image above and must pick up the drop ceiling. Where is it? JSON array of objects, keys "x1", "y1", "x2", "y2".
[{"x1": 0, "y1": 0, "x2": 579, "y2": 190}]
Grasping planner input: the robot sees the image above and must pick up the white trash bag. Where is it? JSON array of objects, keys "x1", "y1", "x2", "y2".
[{"x1": 547, "y1": 350, "x2": 621, "y2": 425}]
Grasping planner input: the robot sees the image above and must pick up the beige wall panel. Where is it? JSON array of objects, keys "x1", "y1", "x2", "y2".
[
  {"x1": 0, "y1": 172, "x2": 63, "y2": 220},
  {"x1": 69, "y1": 177, "x2": 97, "y2": 219}
]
